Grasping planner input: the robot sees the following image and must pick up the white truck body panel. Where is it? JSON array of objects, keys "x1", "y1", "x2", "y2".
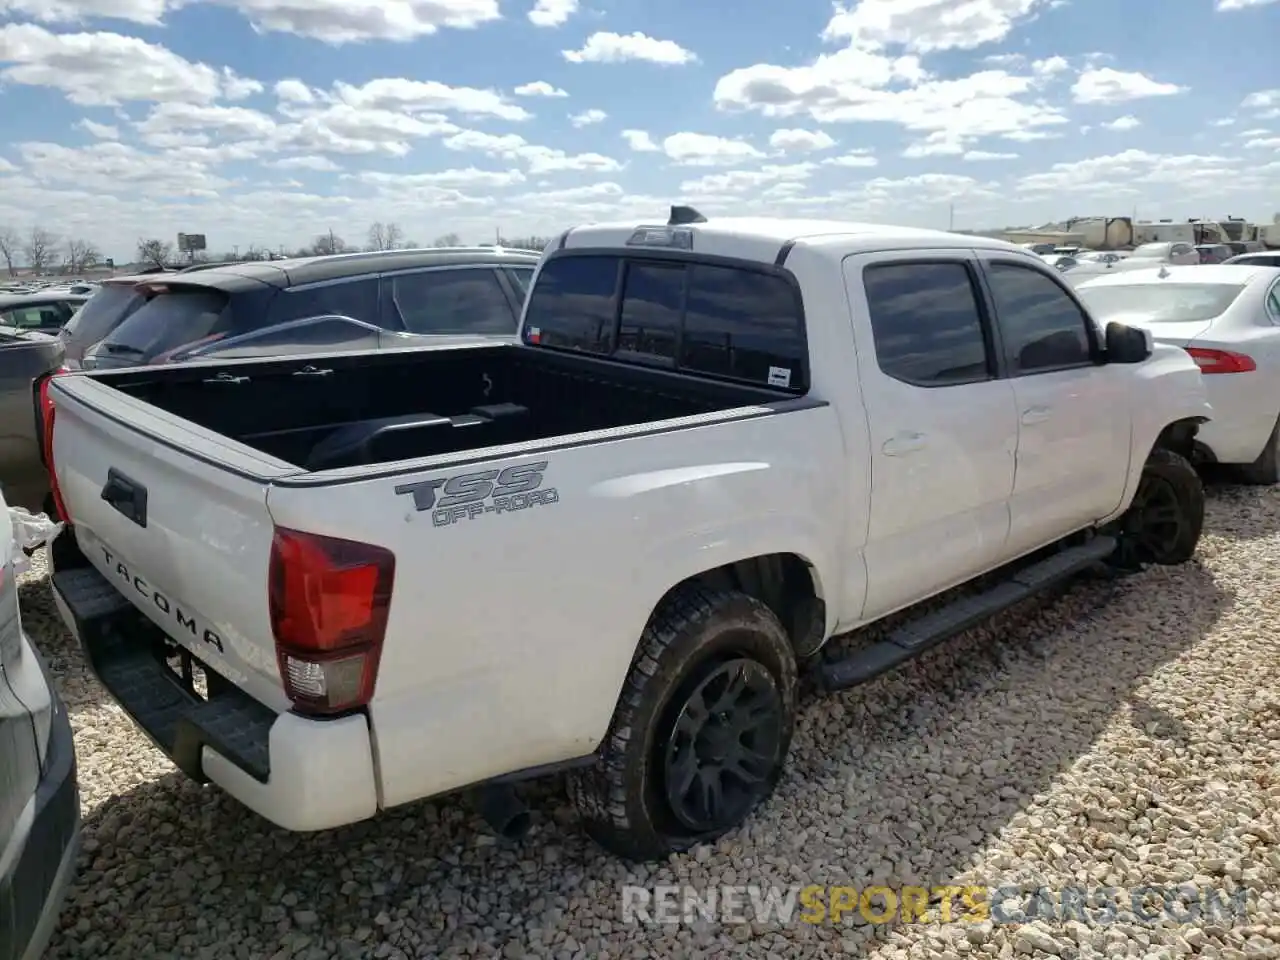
[{"x1": 46, "y1": 215, "x2": 1213, "y2": 832}]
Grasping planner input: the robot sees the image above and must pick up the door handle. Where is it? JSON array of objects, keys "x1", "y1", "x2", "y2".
[
  {"x1": 882, "y1": 431, "x2": 927, "y2": 456},
  {"x1": 1021, "y1": 406, "x2": 1052, "y2": 425},
  {"x1": 101, "y1": 468, "x2": 148, "y2": 528}
]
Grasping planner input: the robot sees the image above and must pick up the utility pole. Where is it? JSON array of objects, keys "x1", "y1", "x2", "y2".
[
  {"x1": 495, "y1": 226, "x2": 501, "y2": 245},
  {"x1": 948, "y1": 203, "x2": 955, "y2": 231}
]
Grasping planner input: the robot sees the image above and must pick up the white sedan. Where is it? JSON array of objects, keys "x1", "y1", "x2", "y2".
[{"x1": 1075, "y1": 264, "x2": 1280, "y2": 483}]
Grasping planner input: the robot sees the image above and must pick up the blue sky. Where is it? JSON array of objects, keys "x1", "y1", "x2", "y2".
[{"x1": 0, "y1": 0, "x2": 1277, "y2": 261}]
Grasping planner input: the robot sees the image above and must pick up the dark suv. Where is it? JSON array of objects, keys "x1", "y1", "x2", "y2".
[
  {"x1": 82, "y1": 247, "x2": 540, "y2": 370},
  {"x1": 58, "y1": 273, "x2": 159, "y2": 370}
]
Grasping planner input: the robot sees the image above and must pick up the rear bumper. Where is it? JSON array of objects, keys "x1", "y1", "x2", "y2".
[
  {"x1": 0, "y1": 643, "x2": 80, "y2": 960},
  {"x1": 48, "y1": 544, "x2": 378, "y2": 832}
]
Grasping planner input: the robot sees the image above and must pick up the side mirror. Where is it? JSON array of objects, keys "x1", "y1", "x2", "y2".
[{"x1": 1105, "y1": 321, "x2": 1153, "y2": 364}]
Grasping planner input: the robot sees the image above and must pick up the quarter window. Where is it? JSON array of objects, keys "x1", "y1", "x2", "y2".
[
  {"x1": 986, "y1": 263, "x2": 1092, "y2": 373},
  {"x1": 862, "y1": 261, "x2": 992, "y2": 386},
  {"x1": 271, "y1": 278, "x2": 379, "y2": 328},
  {"x1": 391, "y1": 268, "x2": 517, "y2": 336}
]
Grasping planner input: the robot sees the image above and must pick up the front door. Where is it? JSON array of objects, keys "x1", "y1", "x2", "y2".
[
  {"x1": 975, "y1": 253, "x2": 1131, "y2": 557},
  {"x1": 844, "y1": 251, "x2": 1019, "y2": 622}
]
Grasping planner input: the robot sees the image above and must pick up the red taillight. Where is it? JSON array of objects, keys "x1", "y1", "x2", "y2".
[
  {"x1": 268, "y1": 527, "x2": 395, "y2": 716},
  {"x1": 38, "y1": 368, "x2": 71, "y2": 522},
  {"x1": 1185, "y1": 347, "x2": 1256, "y2": 374}
]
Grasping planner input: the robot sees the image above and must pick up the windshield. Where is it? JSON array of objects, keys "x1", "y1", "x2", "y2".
[
  {"x1": 1076, "y1": 283, "x2": 1247, "y2": 323},
  {"x1": 102, "y1": 286, "x2": 231, "y2": 359},
  {"x1": 62, "y1": 284, "x2": 145, "y2": 343},
  {"x1": 1131, "y1": 243, "x2": 1171, "y2": 258}
]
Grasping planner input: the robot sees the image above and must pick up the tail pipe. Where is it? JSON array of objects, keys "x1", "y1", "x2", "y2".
[{"x1": 471, "y1": 784, "x2": 532, "y2": 841}]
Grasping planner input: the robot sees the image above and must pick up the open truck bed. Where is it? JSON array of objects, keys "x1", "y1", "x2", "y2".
[{"x1": 78, "y1": 341, "x2": 786, "y2": 471}]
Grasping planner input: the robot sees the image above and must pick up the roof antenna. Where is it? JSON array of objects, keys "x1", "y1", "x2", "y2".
[{"x1": 669, "y1": 205, "x2": 707, "y2": 226}]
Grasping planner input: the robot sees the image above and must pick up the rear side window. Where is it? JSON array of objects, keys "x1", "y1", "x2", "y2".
[
  {"x1": 104, "y1": 286, "x2": 231, "y2": 359},
  {"x1": 0, "y1": 303, "x2": 69, "y2": 330},
  {"x1": 271, "y1": 278, "x2": 379, "y2": 327},
  {"x1": 505, "y1": 267, "x2": 534, "y2": 298},
  {"x1": 62, "y1": 284, "x2": 144, "y2": 342},
  {"x1": 390, "y1": 268, "x2": 517, "y2": 335},
  {"x1": 985, "y1": 262, "x2": 1092, "y2": 373},
  {"x1": 863, "y1": 262, "x2": 991, "y2": 386},
  {"x1": 522, "y1": 254, "x2": 807, "y2": 389}
]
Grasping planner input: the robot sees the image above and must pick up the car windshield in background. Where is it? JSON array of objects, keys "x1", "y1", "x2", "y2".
[
  {"x1": 1076, "y1": 283, "x2": 1247, "y2": 323},
  {"x1": 101, "y1": 287, "x2": 231, "y2": 358},
  {"x1": 62, "y1": 284, "x2": 144, "y2": 342}
]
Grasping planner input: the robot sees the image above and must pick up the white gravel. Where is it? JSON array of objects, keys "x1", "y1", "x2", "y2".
[{"x1": 19, "y1": 482, "x2": 1280, "y2": 959}]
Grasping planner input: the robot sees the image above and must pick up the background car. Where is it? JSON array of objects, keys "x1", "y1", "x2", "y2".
[
  {"x1": 0, "y1": 290, "x2": 91, "y2": 337},
  {"x1": 1, "y1": 491, "x2": 81, "y2": 960},
  {"x1": 1075, "y1": 264, "x2": 1280, "y2": 483},
  {"x1": 1224, "y1": 251, "x2": 1280, "y2": 268},
  {"x1": 82, "y1": 247, "x2": 540, "y2": 370},
  {"x1": 1195, "y1": 244, "x2": 1234, "y2": 264},
  {"x1": 57, "y1": 273, "x2": 158, "y2": 370}
]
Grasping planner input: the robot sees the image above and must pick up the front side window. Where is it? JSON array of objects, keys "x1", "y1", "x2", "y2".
[
  {"x1": 986, "y1": 263, "x2": 1092, "y2": 373},
  {"x1": 863, "y1": 261, "x2": 991, "y2": 386},
  {"x1": 391, "y1": 268, "x2": 518, "y2": 336}
]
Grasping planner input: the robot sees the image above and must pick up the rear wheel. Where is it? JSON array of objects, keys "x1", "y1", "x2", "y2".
[
  {"x1": 1110, "y1": 448, "x2": 1204, "y2": 569},
  {"x1": 1236, "y1": 414, "x2": 1280, "y2": 486},
  {"x1": 568, "y1": 584, "x2": 797, "y2": 861}
]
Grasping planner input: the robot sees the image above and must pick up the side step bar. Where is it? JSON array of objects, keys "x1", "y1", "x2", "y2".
[{"x1": 818, "y1": 535, "x2": 1116, "y2": 692}]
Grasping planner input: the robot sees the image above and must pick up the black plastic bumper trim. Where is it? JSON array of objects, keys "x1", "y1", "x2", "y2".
[{"x1": 50, "y1": 562, "x2": 275, "y2": 785}]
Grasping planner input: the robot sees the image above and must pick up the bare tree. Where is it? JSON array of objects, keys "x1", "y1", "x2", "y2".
[
  {"x1": 0, "y1": 226, "x2": 18, "y2": 277},
  {"x1": 137, "y1": 238, "x2": 174, "y2": 268},
  {"x1": 498, "y1": 235, "x2": 553, "y2": 252},
  {"x1": 24, "y1": 227, "x2": 59, "y2": 275},
  {"x1": 366, "y1": 221, "x2": 406, "y2": 251},
  {"x1": 63, "y1": 237, "x2": 102, "y2": 274},
  {"x1": 432, "y1": 233, "x2": 462, "y2": 248},
  {"x1": 309, "y1": 230, "x2": 348, "y2": 256}
]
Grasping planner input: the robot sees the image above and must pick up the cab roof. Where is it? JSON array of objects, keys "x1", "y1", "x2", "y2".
[{"x1": 561, "y1": 213, "x2": 1031, "y2": 265}]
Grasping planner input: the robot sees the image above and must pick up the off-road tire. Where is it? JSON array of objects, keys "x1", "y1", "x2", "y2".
[
  {"x1": 1111, "y1": 447, "x2": 1204, "y2": 568},
  {"x1": 1236, "y1": 414, "x2": 1280, "y2": 486},
  {"x1": 568, "y1": 583, "x2": 797, "y2": 861}
]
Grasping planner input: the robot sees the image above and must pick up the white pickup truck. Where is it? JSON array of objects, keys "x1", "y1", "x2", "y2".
[{"x1": 43, "y1": 210, "x2": 1212, "y2": 861}]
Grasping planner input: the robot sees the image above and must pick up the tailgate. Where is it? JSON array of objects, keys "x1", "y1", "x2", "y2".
[{"x1": 49, "y1": 376, "x2": 301, "y2": 711}]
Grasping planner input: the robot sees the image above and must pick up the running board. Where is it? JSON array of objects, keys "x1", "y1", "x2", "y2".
[{"x1": 818, "y1": 536, "x2": 1116, "y2": 692}]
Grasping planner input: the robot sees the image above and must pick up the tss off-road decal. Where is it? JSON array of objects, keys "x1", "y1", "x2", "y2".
[{"x1": 395, "y1": 461, "x2": 559, "y2": 527}]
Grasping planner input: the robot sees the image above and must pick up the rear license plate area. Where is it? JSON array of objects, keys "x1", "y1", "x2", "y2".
[{"x1": 153, "y1": 640, "x2": 226, "y2": 702}]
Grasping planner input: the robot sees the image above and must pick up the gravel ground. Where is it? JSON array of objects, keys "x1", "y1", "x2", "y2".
[{"x1": 18, "y1": 482, "x2": 1280, "y2": 960}]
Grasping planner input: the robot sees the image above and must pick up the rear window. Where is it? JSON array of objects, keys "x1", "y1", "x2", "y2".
[
  {"x1": 1076, "y1": 283, "x2": 1247, "y2": 323},
  {"x1": 103, "y1": 286, "x2": 232, "y2": 358},
  {"x1": 522, "y1": 254, "x2": 808, "y2": 390},
  {"x1": 62, "y1": 284, "x2": 145, "y2": 342}
]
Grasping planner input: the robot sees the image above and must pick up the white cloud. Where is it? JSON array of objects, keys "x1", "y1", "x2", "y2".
[
  {"x1": 769, "y1": 128, "x2": 837, "y2": 152},
  {"x1": 215, "y1": 0, "x2": 500, "y2": 44},
  {"x1": 680, "y1": 163, "x2": 817, "y2": 196},
  {"x1": 0, "y1": 0, "x2": 170, "y2": 24},
  {"x1": 824, "y1": 149, "x2": 878, "y2": 168},
  {"x1": 0, "y1": 22, "x2": 255, "y2": 105},
  {"x1": 442, "y1": 128, "x2": 622, "y2": 174},
  {"x1": 77, "y1": 118, "x2": 120, "y2": 140},
  {"x1": 1244, "y1": 136, "x2": 1280, "y2": 149},
  {"x1": 821, "y1": 0, "x2": 1049, "y2": 54},
  {"x1": 1071, "y1": 67, "x2": 1184, "y2": 104},
  {"x1": 514, "y1": 80, "x2": 567, "y2": 97},
  {"x1": 569, "y1": 108, "x2": 607, "y2": 128},
  {"x1": 1242, "y1": 89, "x2": 1280, "y2": 119},
  {"x1": 17, "y1": 140, "x2": 231, "y2": 197},
  {"x1": 359, "y1": 167, "x2": 526, "y2": 188},
  {"x1": 275, "y1": 79, "x2": 315, "y2": 104},
  {"x1": 267, "y1": 155, "x2": 342, "y2": 172},
  {"x1": 528, "y1": 0, "x2": 576, "y2": 27},
  {"x1": 330, "y1": 78, "x2": 529, "y2": 121},
  {"x1": 621, "y1": 129, "x2": 660, "y2": 152},
  {"x1": 563, "y1": 31, "x2": 697, "y2": 65},
  {"x1": 1216, "y1": 0, "x2": 1280, "y2": 8},
  {"x1": 962, "y1": 150, "x2": 1018, "y2": 161},
  {"x1": 0, "y1": 157, "x2": 18, "y2": 173},
  {"x1": 1101, "y1": 114, "x2": 1141, "y2": 131},
  {"x1": 662, "y1": 132, "x2": 763, "y2": 166}
]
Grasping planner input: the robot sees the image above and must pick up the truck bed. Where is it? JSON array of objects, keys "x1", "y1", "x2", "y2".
[{"x1": 83, "y1": 342, "x2": 786, "y2": 470}]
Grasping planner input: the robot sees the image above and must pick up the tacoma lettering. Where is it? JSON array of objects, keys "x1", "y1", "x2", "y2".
[{"x1": 100, "y1": 546, "x2": 225, "y2": 654}]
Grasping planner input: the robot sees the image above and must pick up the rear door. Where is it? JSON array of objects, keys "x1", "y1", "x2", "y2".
[{"x1": 845, "y1": 251, "x2": 1019, "y2": 620}]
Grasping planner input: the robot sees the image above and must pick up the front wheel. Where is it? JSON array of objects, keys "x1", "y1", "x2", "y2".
[
  {"x1": 1110, "y1": 447, "x2": 1204, "y2": 568},
  {"x1": 568, "y1": 584, "x2": 797, "y2": 861}
]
